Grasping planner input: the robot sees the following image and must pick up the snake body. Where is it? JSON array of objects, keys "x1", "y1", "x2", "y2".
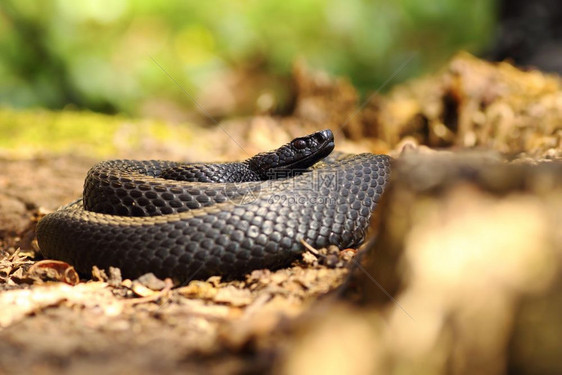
[{"x1": 37, "y1": 130, "x2": 391, "y2": 283}]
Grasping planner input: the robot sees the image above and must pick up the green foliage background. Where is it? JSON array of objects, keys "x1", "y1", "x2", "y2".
[{"x1": 0, "y1": 0, "x2": 497, "y2": 116}]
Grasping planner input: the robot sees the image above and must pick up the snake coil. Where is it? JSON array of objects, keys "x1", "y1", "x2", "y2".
[{"x1": 37, "y1": 130, "x2": 391, "y2": 283}]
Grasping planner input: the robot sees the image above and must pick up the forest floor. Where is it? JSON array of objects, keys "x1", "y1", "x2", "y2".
[{"x1": 0, "y1": 53, "x2": 561, "y2": 375}]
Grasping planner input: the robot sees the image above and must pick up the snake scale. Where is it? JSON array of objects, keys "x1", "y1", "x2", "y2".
[{"x1": 36, "y1": 130, "x2": 391, "y2": 283}]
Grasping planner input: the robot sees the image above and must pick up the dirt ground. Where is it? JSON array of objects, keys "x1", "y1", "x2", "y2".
[{"x1": 1, "y1": 53, "x2": 562, "y2": 375}]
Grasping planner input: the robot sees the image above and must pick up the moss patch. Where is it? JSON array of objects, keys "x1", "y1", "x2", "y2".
[{"x1": 0, "y1": 108, "x2": 197, "y2": 158}]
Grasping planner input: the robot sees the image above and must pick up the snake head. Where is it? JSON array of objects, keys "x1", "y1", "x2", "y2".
[{"x1": 248, "y1": 129, "x2": 335, "y2": 179}]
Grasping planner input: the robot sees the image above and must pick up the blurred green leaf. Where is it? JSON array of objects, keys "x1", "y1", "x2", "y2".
[{"x1": 0, "y1": 0, "x2": 497, "y2": 116}]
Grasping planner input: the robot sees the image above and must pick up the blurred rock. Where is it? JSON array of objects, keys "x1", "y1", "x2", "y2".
[{"x1": 346, "y1": 151, "x2": 562, "y2": 374}]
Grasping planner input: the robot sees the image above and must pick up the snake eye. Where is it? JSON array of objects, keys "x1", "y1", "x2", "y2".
[{"x1": 292, "y1": 139, "x2": 307, "y2": 150}]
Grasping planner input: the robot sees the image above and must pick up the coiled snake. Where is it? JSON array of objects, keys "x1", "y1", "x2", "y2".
[{"x1": 37, "y1": 130, "x2": 391, "y2": 283}]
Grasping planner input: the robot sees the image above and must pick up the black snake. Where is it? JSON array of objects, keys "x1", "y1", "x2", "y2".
[{"x1": 36, "y1": 130, "x2": 391, "y2": 283}]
